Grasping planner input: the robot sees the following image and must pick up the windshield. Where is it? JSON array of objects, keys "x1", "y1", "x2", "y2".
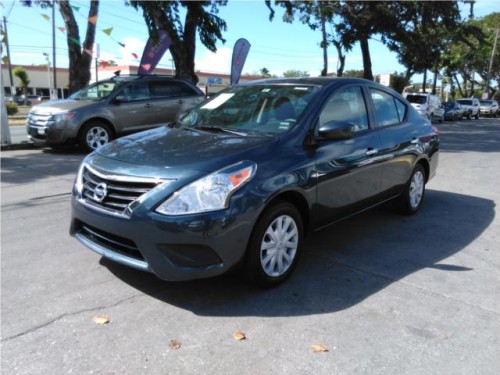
[
  {"x1": 179, "y1": 84, "x2": 320, "y2": 135},
  {"x1": 480, "y1": 100, "x2": 493, "y2": 106},
  {"x1": 405, "y1": 94, "x2": 427, "y2": 105},
  {"x1": 443, "y1": 102, "x2": 455, "y2": 109},
  {"x1": 69, "y1": 80, "x2": 124, "y2": 101},
  {"x1": 458, "y1": 99, "x2": 472, "y2": 105}
]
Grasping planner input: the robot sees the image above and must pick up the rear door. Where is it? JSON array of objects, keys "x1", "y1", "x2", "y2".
[
  {"x1": 368, "y1": 87, "x2": 420, "y2": 198},
  {"x1": 150, "y1": 81, "x2": 205, "y2": 123},
  {"x1": 313, "y1": 85, "x2": 383, "y2": 228}
]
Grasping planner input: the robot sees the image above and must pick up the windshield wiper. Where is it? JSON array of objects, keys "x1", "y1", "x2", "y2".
[{"x1": 194, "y1": 126, "x2": 247, "y2": 137}]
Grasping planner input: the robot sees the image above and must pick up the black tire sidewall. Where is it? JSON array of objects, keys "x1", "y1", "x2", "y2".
[{"x1": 244, "y1": 201, "x2": 304, "y2": 286}]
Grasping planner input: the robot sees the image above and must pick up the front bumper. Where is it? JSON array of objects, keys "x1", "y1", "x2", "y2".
[{"x1": 70, "y1": 191, "x2": 258, "y2": 281}]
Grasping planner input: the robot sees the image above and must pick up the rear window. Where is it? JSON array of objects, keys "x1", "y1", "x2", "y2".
[{"x1": 405, "y1": 94, "x2": 427, "y2": 104}]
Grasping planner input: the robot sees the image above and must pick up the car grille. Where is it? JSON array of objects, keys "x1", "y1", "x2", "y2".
[
  {"x1": 78, "y1": 221, "x2": 144, "y2": 261},
  {"x1": 27, "y1": 112, "x2": 52, "y2": 127},
  {"x1": 81, "y1": 166, "x2": 161, "y2": 215}
]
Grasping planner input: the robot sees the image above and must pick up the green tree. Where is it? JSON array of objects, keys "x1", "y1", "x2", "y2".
[
  {"x1": 13, "y1": 67, "x2": 30, "y2": 105},
  {"x1": 129, "y1": 1, "x2": 227, "y2": 83},
  {"x1": 283, "y1": 69, "x2": 310, "y2": 78},
  {"x1": 22, "y1": 0, "x2": 99, "y2": 94},
  {"x1": 383, "y1": 1, "x2": 462, "y2": 93}
]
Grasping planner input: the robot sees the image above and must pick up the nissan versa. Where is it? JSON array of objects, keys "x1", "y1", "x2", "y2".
[{"x1": 70, "y1": 78, "x2": 439, "y2": 286}]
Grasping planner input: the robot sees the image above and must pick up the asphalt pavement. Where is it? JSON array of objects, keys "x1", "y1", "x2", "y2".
[{"x1": 1, "y1": 117, "x2": 499, "y2": 374}]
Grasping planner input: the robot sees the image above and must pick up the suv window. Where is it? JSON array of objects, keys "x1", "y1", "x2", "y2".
[
  {"x1": 70, "y1": 81, "x2": 123, "y2": 101},
  {"x1": 458, "y1": 99, "x2": 472, "y2": 106},
  {"x1": 151, "y1": 81, "x2": 198, "y2": 99},
  {"x1": 120, "y1": 81, "x2": 151, "y2": 101},
  {"x1": 370, "y1": 89, "x2": 401, "y2": 127},
  {"x1": 318, "y1": 86, "x2": 369, "y2": 132}
]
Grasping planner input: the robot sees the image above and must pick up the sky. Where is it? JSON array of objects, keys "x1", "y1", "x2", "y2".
[{"x1": 2, "y1": 0, "x2": 499, "y2": 82}]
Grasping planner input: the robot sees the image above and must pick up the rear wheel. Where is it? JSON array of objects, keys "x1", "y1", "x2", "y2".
[
  {"x1": 395, "y1": 164, "x2": 426, "y2": 215},
  {"x1": 79, "y1": 121, "x2": 113, "y2": 152},
  {"x1": 475, "y1": 111, "x2": 479, "y2": 120},
  {"x1": 244, "y1": 201, "x2": 304, "y2": 287}
]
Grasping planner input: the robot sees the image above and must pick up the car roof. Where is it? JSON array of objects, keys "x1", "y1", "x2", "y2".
[{"x1": 237, "y1": 77, "x2": 376, "y2": 88}]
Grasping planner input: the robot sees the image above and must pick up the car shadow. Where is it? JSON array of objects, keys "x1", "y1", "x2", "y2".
[
  {"x1": 0, "y1": 148, "x2": 86, "y2": 185},
  {"x1": 102, "y1": 189, "x2": 495, "y2": 317}
]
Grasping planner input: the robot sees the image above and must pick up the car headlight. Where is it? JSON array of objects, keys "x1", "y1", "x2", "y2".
[
  {"x1": 155, "y1": 161, "x2": 257, "y2": 215},
  {"x1": 51, "y1": 111, "x2": 76, "y2": 123}
]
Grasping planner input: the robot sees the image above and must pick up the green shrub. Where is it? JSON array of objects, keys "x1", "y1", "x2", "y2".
[{"x1": 6, "y1": 102, "x2": 19, "y2": 115}]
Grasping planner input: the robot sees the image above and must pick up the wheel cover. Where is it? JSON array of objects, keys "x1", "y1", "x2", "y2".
[
  {"x1": 86, "y1": 126, "x2": 109, "y2": 150},
  {"x1": 409, "y1": 170, "x2": 424, "y2": 209},
  {"x1": 260, "y1": 214, "x2": 299, "y2": 278}
]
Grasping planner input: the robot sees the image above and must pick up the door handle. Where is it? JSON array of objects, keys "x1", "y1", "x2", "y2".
[
  {"x1": 144, "y1": 103, "x2": 152, "y2": 108},
  {"x1": 177, "y1": 99, "x2": 184, "y2": 104},
  {"x1": 366, "y1": 148, "x2": 378, "y2": 156}
]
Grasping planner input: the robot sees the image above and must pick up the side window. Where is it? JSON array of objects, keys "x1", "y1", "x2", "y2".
[
  {"x1": 395, "y1": 97, "x2": 407, "y2": 122},
  {"x1": 120, "y1": 82, "x2": 150, "y2": 101},
  {"x1": 318, "y1": 86, "x2": 369, "y2": 133},
  {"x1": 151, "y1": 81, "x2": 198, "y2": 99},
  {"x1": 370, "y1": 89, "x2": 401, "y2": 127}
]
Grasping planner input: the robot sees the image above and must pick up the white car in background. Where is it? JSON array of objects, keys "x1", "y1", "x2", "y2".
[{"x1": 404, "y1": 93, "x2": 444, "y2": 123}]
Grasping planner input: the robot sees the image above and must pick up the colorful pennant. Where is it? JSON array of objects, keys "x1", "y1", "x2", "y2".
[{"x1": 103, "y1": 27, "x2": 113, "y2": 36}]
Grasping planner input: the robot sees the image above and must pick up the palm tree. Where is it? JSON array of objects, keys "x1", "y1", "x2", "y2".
[{"x1": 13, "y1": 67, "x2": 30, "y2": 105}]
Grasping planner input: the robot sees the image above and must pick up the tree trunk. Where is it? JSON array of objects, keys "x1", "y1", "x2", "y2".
[
  {"x1": 432, "y1": 64, "x2": 439, "y2": 95},
  {"x1": 422, "y1": 70, "x2": 428, "y2": 93},
  {"x1": 320, "y1": 3, "x2": 328, "y2": 77},
  {"x1": 59, "y1": 0, "x2": 99, "y2": 94},
  {"x1": 332, "y1": 40, "x2": 345, "y2": 77},
  {"x1": 453, "y1": 74, "x2": 465, "y2": 98},
  {"x1": 359, "y1": 37, "x2": 373, "y2": 81}
]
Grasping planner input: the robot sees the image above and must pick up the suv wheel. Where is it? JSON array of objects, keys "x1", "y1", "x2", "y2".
[
  {"x1": 79, "y1": 121, "x2": 113, "y2": 152},
  {"x1": 467, "y1": 111, "x2": 472, "y2": 119},
  {"x1": 475, "y1": 111, "x2": 479, "y2": 120}
]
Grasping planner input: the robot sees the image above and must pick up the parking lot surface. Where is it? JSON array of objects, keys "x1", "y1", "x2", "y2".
[{"x1": 1, "y1": 118, "x2": 499, "y2": 374}]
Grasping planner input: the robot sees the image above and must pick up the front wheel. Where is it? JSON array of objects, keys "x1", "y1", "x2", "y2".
[
  {"x1": 475, "y1": 111, "x2": 479, "y2": 120},
  {"x1": 79, "y1": 121, "x2": 113, "y2": 152},
  {"x1": 244, "y1": 201, "x2": 304, "y2": 287},
  {"x1": 395, "y1": 164, "x2": 426, "y2": 215}
]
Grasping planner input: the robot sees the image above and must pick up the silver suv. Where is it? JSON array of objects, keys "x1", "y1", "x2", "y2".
[
  {"x1": 27, "y1": 75, "x2": 205, "y2": 151},
  {"x1": 456, "y1": 98, "x2": 480, "y2": 119}
]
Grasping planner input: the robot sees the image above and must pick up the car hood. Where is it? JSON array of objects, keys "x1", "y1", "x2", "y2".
[
  {"x1": 29, "y1": 99, "x2": 97, "y2": 114},
  {"x1": 91, "y1": 126, "x2": 279, "y2": 178}
]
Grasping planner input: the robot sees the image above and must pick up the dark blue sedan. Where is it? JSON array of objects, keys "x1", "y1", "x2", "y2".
[{"x1": 70, "y1": 78, "x2": 439, "y2": 286}]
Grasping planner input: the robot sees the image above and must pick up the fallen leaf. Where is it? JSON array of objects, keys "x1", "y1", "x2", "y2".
[
  {"x1": 233, "y1": 331, "x2": 246, "y2": 340},
  {"x1": 92, "y1": 315, "x2": 110, "y2": 325},
  {"x1": 312, "y1": 344, "x2": 328, "y2": 352},
  {"x1": 169, "y1": 339, "x2": 181, "y2": 350}
]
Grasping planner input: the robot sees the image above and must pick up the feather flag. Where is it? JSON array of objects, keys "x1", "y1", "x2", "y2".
[
  {"x1": 138, "y1": 29, "x2": 172, "y2": 75},
  {"x1": 230, "y1": 38, "x2": 251, "y2": 85}
]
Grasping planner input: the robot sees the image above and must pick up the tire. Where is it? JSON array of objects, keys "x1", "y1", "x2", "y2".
[
  {"x1": 475, "y1": 111, "x2": 479, "y2": 120},
  {"x1": 244, "y1": 201, "x2": 304, "y2": 287},
  {"x1": 395, "y1": 164, "x2": 426, "y2": 215},
  {"x1": 79, "y1": 121, "x2": 113, "y2": 152},
  {"x1": 467, "y1": 111, "x2": 472, "y2": 120}
]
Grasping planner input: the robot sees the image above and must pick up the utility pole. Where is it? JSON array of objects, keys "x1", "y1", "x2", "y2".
[
  {"x1": 1, "y1": 34, "x2": 12, "y2": 145},
  {"x1": 485, "y1": 28, "x2": 499, "y2": 99},
  {"x1": 43, "y1": 53, "x2": 53, "y2": 99},
  {"x1": 52, "y1": 0, "x2": 57, "y2": 98},
  {"x1": 2, "y1": 16, "x2": 15, "y2": 95}
]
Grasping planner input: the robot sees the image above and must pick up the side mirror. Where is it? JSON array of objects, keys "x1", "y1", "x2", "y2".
[
  {"x1": 113, "y1": 95, "x2": 127, "y2": 103},
  {"x1": 318, "y1": 121, "x2": 354, "y2": 140}
]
